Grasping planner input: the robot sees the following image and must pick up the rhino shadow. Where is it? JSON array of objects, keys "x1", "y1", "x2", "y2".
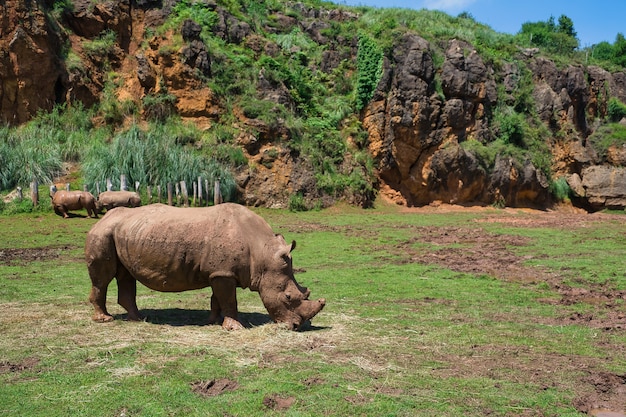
[
  {"x1": 113, "y1": 308, "x2": 328, "y2": 331},
  {"x1": 56, "y1": 212, "x2": 90, "y2": 219},
  {"x1": 113, "y1": 308, "x2": 271, "y2": 327}
]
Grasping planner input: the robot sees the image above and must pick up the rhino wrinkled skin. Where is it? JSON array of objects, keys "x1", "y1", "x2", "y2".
[
  {"x1": 51, "y1": 190, "x2": 99, "y2": 218},
  {"x1": 96, "y1": 190, "x2": 142, "y2": 211},
  {"x1": 85, "y1": 203, "x2": 325, "y2": 330}
]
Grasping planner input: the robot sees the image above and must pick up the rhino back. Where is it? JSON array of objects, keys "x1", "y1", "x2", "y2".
[
  {"x1": 103, "y1": 204, "x2": 274, "y2": 292},
  {"x1": 53, "y1": 191, "x2": 90, "y2": 209},
  {"x1": 99, "y1": 191, "x2": 141, "y2": 207}
]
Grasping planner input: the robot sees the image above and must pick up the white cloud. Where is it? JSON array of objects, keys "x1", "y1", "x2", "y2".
[{"x1": 422, "y1": 0, "x2": 477, "y2": 13}]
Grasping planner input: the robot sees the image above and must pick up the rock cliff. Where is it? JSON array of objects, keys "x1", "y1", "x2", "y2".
[{"x1": 1, "y1": 0, "x2": 625, "y2": 210}]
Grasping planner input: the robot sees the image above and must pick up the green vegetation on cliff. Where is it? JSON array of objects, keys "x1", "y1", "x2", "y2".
[{"x1": 1, "y1": 0, "x2": 625, "y2": 211}]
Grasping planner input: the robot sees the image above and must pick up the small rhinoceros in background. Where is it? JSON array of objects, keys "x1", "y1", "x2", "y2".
[
  {"x1": 50, "y1": 187, "x2": 99, "y2": 218},
  {"x1": 96, "y1": 190, "x2": 142, "y2": 212},
  {"x1": 84, "y1": 203, "x2": 325, "y2": 330}
]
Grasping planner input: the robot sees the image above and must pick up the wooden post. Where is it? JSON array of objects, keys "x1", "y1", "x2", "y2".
[
  {"x1": 16, "y1": 186, "x2": 23, "y2": 201},
  {"x1": 30, "y1": 180, "x2": 38, "y2": 207},
  {"x1": 214, "y1": 180, "x2": 222, "y2": 205},
  {"x1": 135, "y1": 181, "x2": 140, "y2": 192},
  {"x1": 205, "y1": 179, "x2": 209, "y2": 206},
  {"x1": 158, "y1": 185, "x2": 162, "y2": 204},
  {"x1": 120, "y1": 175, "x2": 128, "y2": 191},
  {"x1": 107, "y1": 179, "x2": 113, "y2": 191},
  {"x1": 167, "y1": 183, "x2": 173, "y2": 206},
  {"x1": 192, "y1": 181, "x2": 197, "y2": 207},
  {"x1": 175, "y1": 182, "x2": 181, "y2": 206},
  {"x1": 147, "y1": 186, "x2": 152, "y2": 204},
  {"x1": 65, "y1": 183, "x2": 70, "y2": 191},
  {"x1": 96, "y1": 182, "x2": 101, "y2": 197},
  {"x1": 197, "y1": 176, "x2": 203, "y2": 207},
  {"x1": 180, "y1": 181, "x2": 189, "y2": 207},
  {"x1": 83, "y1": 184, "x2": 88, "y2": 192}
]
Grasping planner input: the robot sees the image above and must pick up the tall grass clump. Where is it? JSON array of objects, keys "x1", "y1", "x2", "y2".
[
  {"x1": 0, "y1": 124, "x2": 63, "y2": 191},
  {"x1": 82, "y1": 123, "x2": 236, "y2": 200},
  {"x1": 31, "y1": 103, "x2": 95, "y2": 162}
]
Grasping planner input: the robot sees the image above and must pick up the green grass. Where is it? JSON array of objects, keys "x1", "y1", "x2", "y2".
[{"x1": 1, "y1": 203, "x2": 626, "y2": 416}]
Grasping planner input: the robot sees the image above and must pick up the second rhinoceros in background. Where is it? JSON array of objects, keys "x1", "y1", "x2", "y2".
[
  {"x1": 50, "y1": 187, "x2": 99, "y2": 218},
  {"x1": 85, "y1": 203, "x2": 325, "y2": 331},
  {"x1": 96, "y1": 190, "x2": 142, "y2": 212}
]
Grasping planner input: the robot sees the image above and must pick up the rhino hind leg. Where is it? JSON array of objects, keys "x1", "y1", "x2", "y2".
[
  {"x1": 116, "y1": 266, "x2": 142, "y2": 321},
  {"x1": 210, "y1": 277, "x2": 244, "y2": 331},
  {"x1": 89, "y1": 285, "x2": 113, "y2": 322}
]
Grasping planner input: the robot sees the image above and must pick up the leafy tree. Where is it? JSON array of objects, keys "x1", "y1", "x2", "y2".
[
  {"x1": 613, "y1": 33, "x2": 626, "y2": 66},
  {"x1": 518, "y1": 14, "x2": 579, "y2": 54},
  {"x1": 557, "y1": 15, "x2": 576, "y2": 38},
  {"x1": 592, "y1": 41, "x2": 615, "y2": 61}
]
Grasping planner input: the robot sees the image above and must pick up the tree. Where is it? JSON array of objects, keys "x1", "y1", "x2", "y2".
[
  {"x1": 518, "y1": 14, "x2": 579, "y2": 54},
  {"x1": 592, "y1": 41, "x2": 615, "y2": 61},
  {"x1": 614, "y1": 33, "x2": 626, "y2": 66},
  {"x1": 557, "y1": 15, "x2": 576, "y2": 38}
]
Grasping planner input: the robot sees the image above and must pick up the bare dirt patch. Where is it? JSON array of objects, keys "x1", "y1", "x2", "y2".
[
  {"x1": 573, "y1": 372, "x2": 626, "y2": 415},
  {"x1": 0, "y1": 357, "x2": 39, "y2": 374},
  {"x1": 191, "y1": 378, "x2": 238, "y2": 397},
  {"x1": 263, "y1": 394, "x2": 296, "y2": 411},
  {"x1": 0, "y1": 246, "x2": 77, "y2": 265},
  {"x1": 392, "y1": 221, "x2": 626, "y2": 331}
]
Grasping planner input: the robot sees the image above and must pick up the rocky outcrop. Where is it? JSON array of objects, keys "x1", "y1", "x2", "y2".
[
  {"x1": 362, "y1": 31, "x2": 626, "y2": 209},
  {"x1": 0, "y1": 0, "x2": 65, "y2": 124},
  {"x1": 580, "y1": 166, "x2": 626, "y2": 209},
  {"x1": 364, "y1": 35, "x2": 551, "y2": 207}
]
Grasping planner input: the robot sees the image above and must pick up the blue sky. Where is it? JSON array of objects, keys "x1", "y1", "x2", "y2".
[{"x1": 334, "y1": 0, "x2": 625, "y2": 47}]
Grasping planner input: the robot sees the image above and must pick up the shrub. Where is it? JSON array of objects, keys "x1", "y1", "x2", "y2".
[
  {"x1": 143, "y1": 93, "x2": 177, "y2": 122},
  {"x1": 495, "y1": 108, "x2": 527, "y2": 147},
  {"x1": 288, "y1": 193, "x2": 308, "y2": 212},
  {"x1": 82, "y1": 30, "x2": 118, "y2": 59},
  {"x1": 607, "y1": 97, "x2": 626, "y2": 122},
  {"x1": 587, "y1": 123, "x2": 626, "y2": 162},
  {"x1": 549, "y1": 177, "x2": 572, "y2": 202}
]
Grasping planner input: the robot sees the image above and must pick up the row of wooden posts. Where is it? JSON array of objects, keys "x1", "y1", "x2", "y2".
[{"x1": 18, "y1": 175, "x2": 223, "y2": 208}]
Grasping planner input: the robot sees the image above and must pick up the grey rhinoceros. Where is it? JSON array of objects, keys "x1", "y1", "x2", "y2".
[
  {"x1": 96, "y1": 190, "x2": 142, "y2": 212},
  {"x1": 51, "y1": 188, "x2": 99, "y2": 218},
  {"x1": 85, "y1": 203, "x2": 325, "y2": 330}
]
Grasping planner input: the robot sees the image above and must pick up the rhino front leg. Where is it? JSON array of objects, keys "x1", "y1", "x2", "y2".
[
  {"x1": 208, "y1": 293, "x2": 222, "y2": 325},
  {"x1": 57, "y1": 205, "x2": 70, "y2": 218},
  {"x1": 116, "y1": 267, "x2": 142, "y2": 321},
  {"x1": 210, "y1": 277, "x2": 244, "y2": 330}
]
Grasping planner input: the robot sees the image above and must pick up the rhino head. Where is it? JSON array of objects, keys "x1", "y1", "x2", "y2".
[{"x1": 257, "y1": 237, "x2": 325, "y2": 330}]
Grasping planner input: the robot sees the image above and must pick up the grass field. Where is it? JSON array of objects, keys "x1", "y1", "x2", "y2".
[{"x1": 1, "y1": 202, "x2": 625, "y2": 416}]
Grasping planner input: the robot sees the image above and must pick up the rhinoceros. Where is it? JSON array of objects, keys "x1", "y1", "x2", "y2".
[
  {"x1": 85, "y1": 203, "x2": 325, "y2": 330},
  {"x1": 51, "y1": 189, "x2": 99, "y2": 218},
  {"x1": 96, "y1": 190, "x2": 142, "y2": 211}
]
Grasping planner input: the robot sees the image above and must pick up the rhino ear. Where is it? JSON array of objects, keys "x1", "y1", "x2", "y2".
[{"x1": 290, "y1": 240, "x2": 296, "y2": 252}]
